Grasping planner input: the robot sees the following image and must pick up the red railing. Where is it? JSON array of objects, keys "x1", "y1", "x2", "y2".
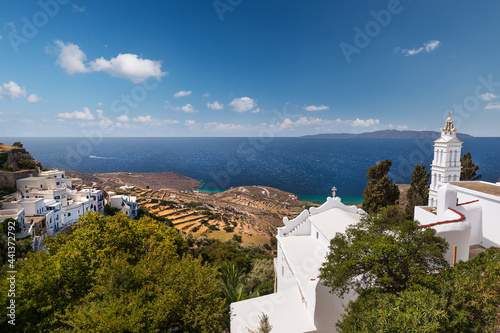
[
  {"x1": 421, "y1": 208, "x2": 466, "y2": 228},
  {"x1": 457, "y1": 199, "x2": 479, "y2": 206}
]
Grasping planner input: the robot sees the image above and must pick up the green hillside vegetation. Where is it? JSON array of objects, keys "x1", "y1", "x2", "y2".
[
  {"x1": 337, "y1": 247, "x2": 500, "y2": 332},
  {"x1": 0, "y1": 213, "x2": 274, "y2": 332}
]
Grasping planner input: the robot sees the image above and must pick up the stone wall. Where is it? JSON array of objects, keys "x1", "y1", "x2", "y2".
[{"x1": 0, "y1": 170, "x2": 37, "y2": 189}]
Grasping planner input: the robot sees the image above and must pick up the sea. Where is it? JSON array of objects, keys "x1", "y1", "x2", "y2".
[{"x1": 2, "y1": 137, "x2": 499, "y2": 204}]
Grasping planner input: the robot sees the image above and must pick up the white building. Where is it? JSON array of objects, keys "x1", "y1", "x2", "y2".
[
  {"x1": 62, "y1": 190, "x2": 92, "y2": 226},
  {"x1": 0, "y1": 208, "x2": 25, "y2": 228},
  {"x1": 414, "y1": 113, "x2": 500, "y2": 264},
  {"x1": 231, "y1": 197, "x2": 365, "y2": 332},
  {"x1": 2, "y1": 197, "x2": 46, "y2": 216},
  {"x1": 110, "y1": 195, "x2": 138, "y2": 219},
  {"x1": 15, "y1": 170, "x2": 91, "y2": 227},
  {"x1": 232, "y1": 113, "x2": 500, "y2": 332},
  {"x1": 84, "y1": 188, "x2": 105, "y2": 214},
  {"x1": 428, "y1": 111, "x2": 463, "y2": 207}
]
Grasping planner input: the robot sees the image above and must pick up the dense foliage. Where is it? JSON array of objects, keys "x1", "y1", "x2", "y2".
[
  {"x1": 0, "y1": 213, "x2": 226, "y2": 332},
  {"x1": 405, "y1": 164, "x2": 430, "y2": 218},
  {"x1": 17, "y1": 158, "x2": 36, "y2": 170},
  {"x1": 319, "y1": 206, "x2": 449, "y2": 297},
  {"x1": 337, "y1": 247, "x2": 500, "y2": 332},
  {"x1": 460, "y1": 152, "x2": 482, "y2": 181},
  {"x1": 362, "y1": 159, "x2": 400, "y2": 214}
]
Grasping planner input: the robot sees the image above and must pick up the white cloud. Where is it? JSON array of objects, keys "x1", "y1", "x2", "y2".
[
  {"x1": 251, "y1": 107, "x2": 261, "y2": 114},
  {"x1": 485, "y1": 103, "x2": 500, "y2": 110},
  {"x1": 27, "y1": 94, "x2": 42, "y2": 103},
  {"x1": 350, "y1": 118, "x2": 379, "y2": 127},
  {"x1": 397, "y1": 125, "x2": 408, "y2": 130},
  {"x1": 116, "y1": 115, "x2": 130, "y2": 122},
  {"x1": 229, "y1": 97, "x2": 257, "y2": 113},
  {"x1": 58, "y1": 107, "x2": 95, "y2": 120},
  {"x1": 400, "y1": 40, "x2": 441, "y2": 56},
  {"x1": 202, "y1": 92, "x2": 210, "y2": 97},
  {"x1": 0, "y1": 81, "x2": 27, "y2": 99},
  {"x1": 174, "y1": 90, "x2": 192, "y2": 98},
  {"x1": 207, "y1": 101, "x2": 224, "y2": 110},
  {"x1": 72, "y1": 4, "x2": 86, "y2": 13},
  {"x1": 204, "y1": 122, "x2": 246, "y2": 131},
  {"x1": 50, "y1": 40, "x2": 166, "y2": 83},
  {"x1": 481, "y1": 93, "x2": 498, "y2": 101},
  {"x1": 184, "y1": 119, "x2": 200, "y2": 130},
  {"x1": 89, "y1": 54, "x2": 165, "y2": 83},
  {"x1": 181, "y1": 103, "x2": 197, "y2": 113},
  {"x1": 52, "y1": 40, "x2": 89, "y2": 74},
  {"x1": 130, "y1": 115, "x2": 179, "y2": 127},
  {"x1": 272, "y1": 117, "x2": 332, "y2": 130},
  {"x1": 97, "y1": 102, "x2": 103, "y2": 106},
  {"x1": 304, "y1": 105, "x2": 329, "y2": 111},
  {"x1": 425, "y1": 40, "x2": 441, "y2": 52}
]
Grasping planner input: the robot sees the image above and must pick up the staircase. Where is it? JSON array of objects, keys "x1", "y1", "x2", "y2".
[{"x1": 286, "y1": 220, "x2": 306, "y2": 236}]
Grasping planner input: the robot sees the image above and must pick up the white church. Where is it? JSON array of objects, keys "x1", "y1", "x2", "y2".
[{"x1": 230, "y1": 113, "x2": 500, "y2": 333}]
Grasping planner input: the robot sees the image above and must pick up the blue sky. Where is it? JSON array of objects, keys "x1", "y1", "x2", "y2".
[{"x1": 1, "y1": 0, "x2": 500, "y2": 137}]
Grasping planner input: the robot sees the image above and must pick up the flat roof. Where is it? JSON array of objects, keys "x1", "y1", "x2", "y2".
[
  {"x1": 450, "y1": 181, "x2": 500, "y2": 197},
  {"x1": 279, "y1": 235, "x2": 326, "y2": 292},
  {"x1": 18, "y1": 176, "x2": 48, "y2": 181},
  {"x1": 308, "y1": 207, "x2": 361, "y2": 240},
  {"x1": 230, "y1": 287, "x2": 316, "y2": 333},
  {"x1": 0, "y1": 210, "x2": 21, "y2": 216}
]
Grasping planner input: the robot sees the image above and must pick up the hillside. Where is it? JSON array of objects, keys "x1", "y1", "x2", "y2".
[
  {"x1": 301, "y1": 129, "x2": 474, "y2": 140},
  {"x1": 0, "y1": 142, "x2": 41, "y2": 189},
  {"x1": 63, "y1": 169, "x2": 202, "y2": 191}
]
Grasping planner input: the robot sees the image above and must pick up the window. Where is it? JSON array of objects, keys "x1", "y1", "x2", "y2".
[
  {"x1": 316, "y1": 231, "x2": 319, "y2": 239},
  {"x1": 68, "y1": 213, "x2": 71, "y2": 217}
]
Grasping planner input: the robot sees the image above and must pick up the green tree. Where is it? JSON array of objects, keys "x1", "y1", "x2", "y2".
[
  {"x1": 460, "y1": 152, "x2": 482, "y2": 181},
  {"x1": 405, "y1": 164, "x2": 430, "y2": 218},
  {"x1": 219, "y1": 264, "x2": 255, "y2": 303},
  {"x1": 362, "y1": 160, "x2": 400, "y2": 214},
  {"x1": 248, "y1": 313, "x2": 273, "y2": 333},
  {"x1": 0, "y1": 217, "x2": 20, "y2": 234},
  {"x1": 0, "y1": 213, "x2": 225, "y2": 332},
  {"x1": 103, "y1": 203, "x2": 120, "y2": 216},
  {"x1": 246, "y1": 259, "x2": 274, "y2": 294},
  {"x1": 336, "y1": 247, "x2": 500, "y2": 332},
  {"x1": 17, "y1": 158, "x2": 36, "y2": 170},
  {"x1": 319, "y1": 206, "x2": 449, "y2": 297}
]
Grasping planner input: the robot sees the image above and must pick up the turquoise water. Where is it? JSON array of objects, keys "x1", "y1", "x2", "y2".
[{"x1": 299, "y1": 195, "x2": 363, "y2": 205}]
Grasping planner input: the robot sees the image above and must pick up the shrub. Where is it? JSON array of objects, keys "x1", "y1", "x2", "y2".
[
  {"x1": 232, "y1": 234, "x2": 242, "y2": 243},
  {"x1": 186, "y1": 201, "x2": 203, "y2": 209},
  {"x1": 0, "y1": 187, "x2": 16, "y2": 197},
  {"x1": 1, "y1": 163, "x2": 14, "y2": 172},
  {"x1": 0, "y1": 153, "x2": 8, "y2": 166},
  {"x1": 17, "y1": 158, "x2": 36, "y2": 170}
]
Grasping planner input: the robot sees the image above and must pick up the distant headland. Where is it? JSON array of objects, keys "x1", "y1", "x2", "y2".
[{"x1": 301, "y1": 129, "x2": 474, "y2": 140}]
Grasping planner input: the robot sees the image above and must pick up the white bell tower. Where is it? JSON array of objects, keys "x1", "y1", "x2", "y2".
[{"x1": 428, "y1": 111, "x2": 463, "y2": 207}]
